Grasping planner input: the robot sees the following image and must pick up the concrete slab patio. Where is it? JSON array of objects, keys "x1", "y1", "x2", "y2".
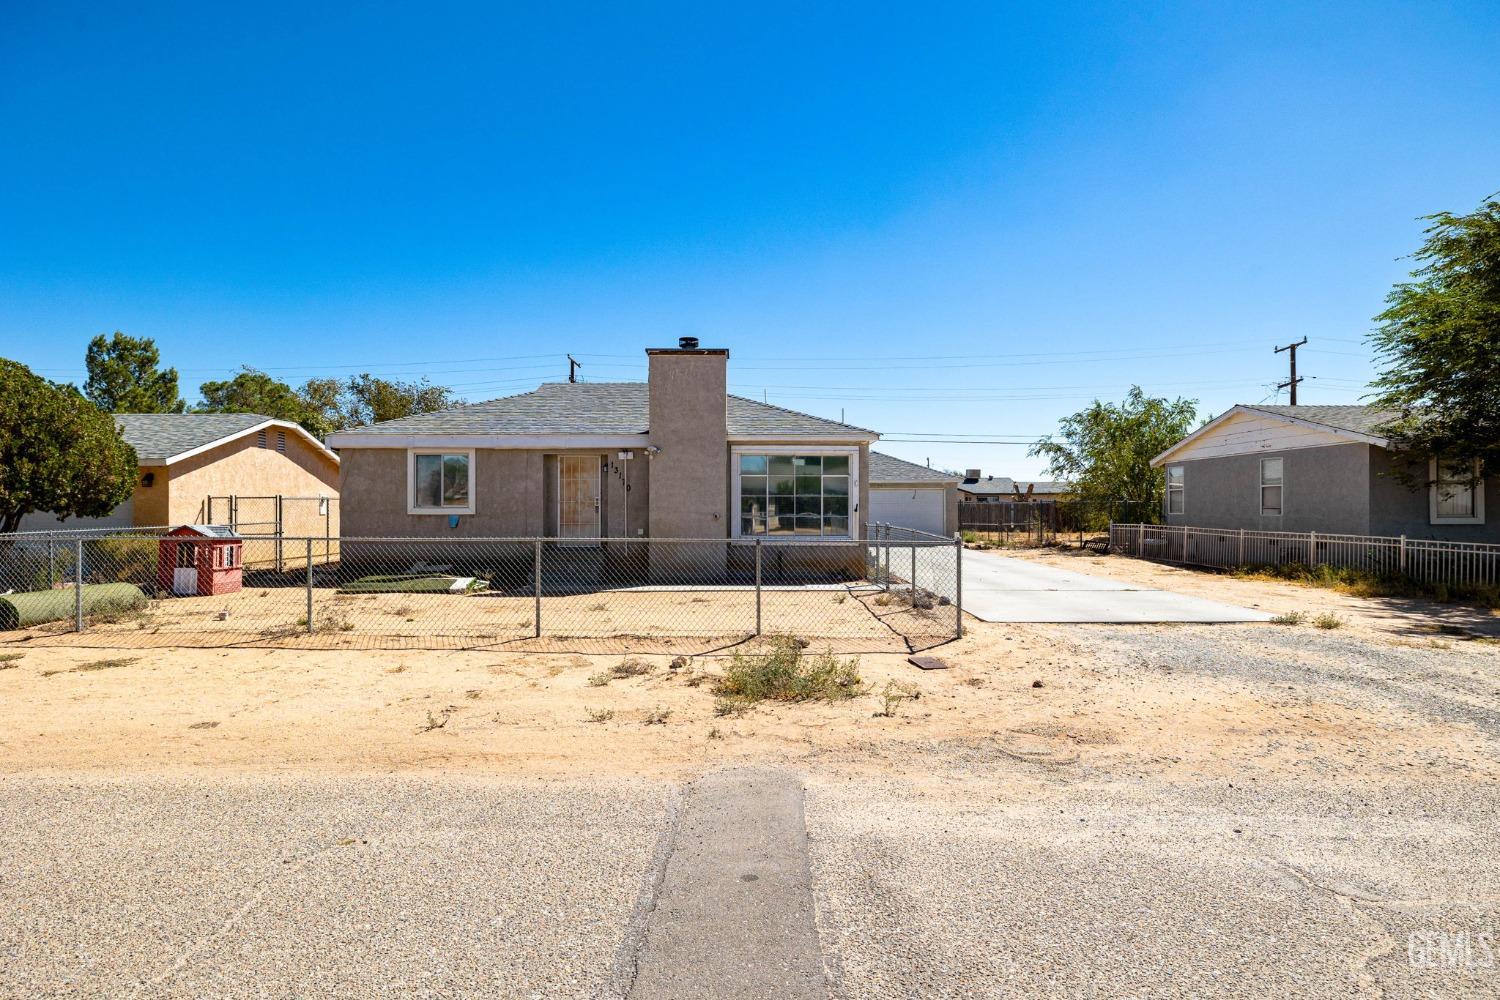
[{"x1": 956, "y1": 549, "x2": 1272, "y2": 624}]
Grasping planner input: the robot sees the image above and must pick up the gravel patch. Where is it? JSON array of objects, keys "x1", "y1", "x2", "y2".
[{"x1": 0, "y1": 775, "x2": 674, "y2": 999}]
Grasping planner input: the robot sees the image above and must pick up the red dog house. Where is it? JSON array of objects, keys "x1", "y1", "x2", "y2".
[{"x1": 157, "y1": 525, "x2": 243, "y2": 596}]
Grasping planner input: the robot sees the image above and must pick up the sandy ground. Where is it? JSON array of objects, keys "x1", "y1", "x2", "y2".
[{"x1": 4, "y1": 555, "x2": 1499, "y2": 996}]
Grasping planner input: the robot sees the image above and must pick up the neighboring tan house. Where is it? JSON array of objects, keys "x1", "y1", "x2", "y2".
[
  {"x1": 957, "y1": 471, "x2": 1070, "y2": 503},
  {"x1": 1149, "y1": 404, "x2": 1497, "y2": 542},
  {"x1": 327, "y1": 341, "x2": 879, "y2": 542},
  {"x1": 868, "y1": 452, "x2": 959, "y2": 536},
  {"x1": 17, "y1": 413, "x2": 340, "y2": 531}
]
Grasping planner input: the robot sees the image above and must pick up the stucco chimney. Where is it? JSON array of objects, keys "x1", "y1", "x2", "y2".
[{"x1": 646, "y1": 344, "x2": 729, "y2": 539}]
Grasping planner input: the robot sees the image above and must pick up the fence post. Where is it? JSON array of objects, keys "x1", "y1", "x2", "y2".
[
  {"x1": 1399, "y1": 534, "x2": 1407, "y2": 574},
  {"x1": 48, "y1": 537, "x2": 56, "y2": 589},
  {"x1": 1137, "y1": 522, "x2": 1144, "y2": 556},
  {"x1": 1238, "y1": 528, "x2": 1245, "y2": 566},
  {"x1": 910, "y1": 541, "x2": 917, "y2": 607},
  {"x1": 533, "y1": 539, "x2": 542, "y2": 638},
  {"x1": 304, "y1": 538, "x2": 313, "y2": 634},
  {"x1": 953, "y1": 533, "x2": 963, "y2": 639},
  {"x1": 1308, "y1": 530, "x2": 1316, "y2": 566},
  {"x1": 74, "y1": 539, "x2": 85, "y2": 633},
  {"x1": 754, "y1": 538, "x2": 762, "y2": 636},
  {"x1": 880, "y1": 524, "x2": 889, "y2": 590},
  {"x1": 1183, "y1": 526, "x2": 1192, "y2": 564}
]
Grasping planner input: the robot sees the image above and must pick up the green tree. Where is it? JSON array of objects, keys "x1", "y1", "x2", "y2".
[
  {"x1": 196, "y1": 368, "x2": 329, "y2": 436},
  {"x1": 1369, "y1": 194, "x2": 1500, "y2": 480},
  {"x1": 83, "y1": 332, "x2": 185, "y2": 413},
  {"x1": 0, "y1": 359, "x2": 138, "y2": 533},
  {"x1": 338, "y1": 373, "x2": 456, "y2": 427},
  {"x1": 1029, "y1": 387, "x2": 1198, "y2": 506}
]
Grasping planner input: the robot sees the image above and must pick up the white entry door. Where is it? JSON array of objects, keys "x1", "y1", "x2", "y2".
[
  {"x1": 559, "y1": 456, "x2": 601, "y2": 546},
  {"x1": 869, "y1": 487, "x2": 947, "y2": 536},
  {"x1": 172, "y1": 542, "x2": 198, "y2": 595}
]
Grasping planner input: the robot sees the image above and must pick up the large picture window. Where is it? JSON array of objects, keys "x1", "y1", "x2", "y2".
[
  {"x1": 737, "y1": 452, "x2": 853, "y2": 537},
  {"x1": 408, "y1": 449, "x2": 474, "y2": 514}
]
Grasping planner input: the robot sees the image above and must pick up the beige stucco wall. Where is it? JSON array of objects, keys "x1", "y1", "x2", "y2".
[
  {"x1": 340, "y1": 448, "x2": 545, "y2": 537},
  {"x1": 157, "y1": 430, "x2": 339, "y2": 526}
]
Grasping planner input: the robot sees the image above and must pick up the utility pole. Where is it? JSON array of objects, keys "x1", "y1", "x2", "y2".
[
  {"x1": 567, "y1": 355, "x2": 581, "y2": 383},
  {"x1": 1275, "y1": 337, "x2": 1307, "y2": 404}
]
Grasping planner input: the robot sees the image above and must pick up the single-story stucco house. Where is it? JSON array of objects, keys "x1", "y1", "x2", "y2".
[
  {"x1": 326, "y1": 342, "x2": 882, "y2": 545},
  {"x1": 16, "y1": 413, "x2": 340, "y2": 532},
  {"x1": 1149, "y1": 404, "x2": 1496, "y2": 542},
  {"x1": 867, "y1": 452, "x2": 960, "y2": 536}
]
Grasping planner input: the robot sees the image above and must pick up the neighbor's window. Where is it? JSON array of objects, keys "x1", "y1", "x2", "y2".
[
  {"x1": 409, "y1": 450, "x2": 474, "y2": 513},
  {"x1": 1431, "y1": 457, "x2": 1483, "y2": 524},
  {"x1": 1165, "y1": 466, "x2": 1184, "y2": 515},
  {"x1": 738, "y1": 453, "x2": 852, "y2": 536},
  {"x1": 1260, "y1": 457, "x2": 1283, "y2": 516}
]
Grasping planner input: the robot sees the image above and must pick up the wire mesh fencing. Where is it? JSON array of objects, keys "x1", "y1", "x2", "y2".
[
  {"x1": 960, "y1": 500, "x2": 1158, "y2": 547},
  {"x1": 0, "y1": 528, "x2": 963, "y2": 653}
]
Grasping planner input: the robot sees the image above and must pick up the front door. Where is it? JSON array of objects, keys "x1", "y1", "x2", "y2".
[{"x1": 559, "y1": 456, "x2": 601, "y2": 546}]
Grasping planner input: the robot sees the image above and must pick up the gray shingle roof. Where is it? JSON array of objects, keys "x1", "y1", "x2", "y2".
[
  {"x1": 330, "y1": 382, "x2": 875, "y2": 438},
  {"x1": 115, "y1": 413, "x2": 277, "y2": 463},
  {"x1": 868, "y1": 452, "x2": 959, "y2": 483},
  {"x1": 1240, "y1": 404, "x2": 1396, "y2": 437},
  {"x1": 956, "y1": 477, "x2": 1072, "y2": 497}
]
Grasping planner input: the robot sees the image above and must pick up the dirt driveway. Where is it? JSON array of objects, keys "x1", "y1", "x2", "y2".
[{"x1": 2, "y1": 558, "x2": 1498, "y2": 997}]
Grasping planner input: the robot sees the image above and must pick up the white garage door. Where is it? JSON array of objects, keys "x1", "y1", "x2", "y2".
[{"x1": 869, "y1": 487, "x2": 947, "y2": 536}]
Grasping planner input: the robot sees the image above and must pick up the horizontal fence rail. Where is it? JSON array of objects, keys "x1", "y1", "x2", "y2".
[
  {"x1": 1109, "y1": 523, "x2": 1500, "y2": 591},
  {"x1": 0, "y1": 525, "x2": 963, "y2": 652}
]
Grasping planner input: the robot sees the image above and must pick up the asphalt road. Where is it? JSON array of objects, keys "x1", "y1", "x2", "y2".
[{"x1": 4, "y1": 767, "x2": 1496, "y2": 998}]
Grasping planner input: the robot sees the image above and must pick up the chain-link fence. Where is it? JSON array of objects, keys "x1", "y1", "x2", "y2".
[{"x1": 0, "y1": 526, "x2": 961, "y2": 653}]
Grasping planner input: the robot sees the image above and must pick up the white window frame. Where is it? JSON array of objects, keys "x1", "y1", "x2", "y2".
[
  {"x1": 1429, "y1": 456, "x2": 1484, "y2": 525},
  {"x1": 1165, "y1": 465, "x2": 1184, "y2": 515},
  {"x1": 407, "y1": 448, "x2": 476, "y2": 515},
  {"x1": 1260, "y1": 456, "x2": 1284, "y2": 517},
  {"x1": 730, "y1": 445, "x2": 860, "y2": 540}
]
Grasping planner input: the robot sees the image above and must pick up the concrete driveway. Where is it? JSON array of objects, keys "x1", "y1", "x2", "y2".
[{"x1": 952, "y1": 549, "x2": 1271, "y2": 624}]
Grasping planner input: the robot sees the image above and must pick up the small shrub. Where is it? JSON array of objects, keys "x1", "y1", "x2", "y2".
[
  {"x1": 1312, "y1": 612, "x2": 1344, "y2": 630},
  {"x1": 586, "y1": 707, "x2": 614, "y2": 723},
  {"x1": 42, "y1": 656, "x2": 138, "y2": 678},
  {"x1": 707, "y1": 727, "x2": 724, "y2": 740},
  {"x1": 713, "y1": 696, "x2": 749, "y2": 717},
  {"x1": 642, "y1": 706, "x2": 671, "y2": 726},
  {"x1": 1270, "y1": 611, "x2": 1306, "y2": 626},
  {"x1": 611, "y1": 658, "x2": 652, "y2": 679},
  {"x1": 713, "y1": 638, "x2": 863, "y2": 705},
  {"x1": 587, "y1": 672, "x2": 611, "y2": 687},
  {"x1": 417, "y1": 708, "x2": 452, "y2": 732},
  {"x1": 0, "y1": 652, "x2": 23, "y2": 668},
  {"x1": 874, "y1": 680, "x2": 919, "y2": 718}
]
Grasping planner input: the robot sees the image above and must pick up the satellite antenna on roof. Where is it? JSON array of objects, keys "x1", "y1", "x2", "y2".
[{"x1": 568, "y1": 355, "x2": 581, "y2": 383}]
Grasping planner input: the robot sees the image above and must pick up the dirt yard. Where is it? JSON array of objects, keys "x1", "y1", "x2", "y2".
[{"x1": 3, "y1": 556, "x2": 1497, "y2": 790}]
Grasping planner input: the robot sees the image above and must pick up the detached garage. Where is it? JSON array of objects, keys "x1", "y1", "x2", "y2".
[{"x1": 868, "y1": 452, "x2": 959, "y2": 537}]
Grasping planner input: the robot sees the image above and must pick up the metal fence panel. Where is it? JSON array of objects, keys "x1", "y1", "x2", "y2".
[{"x1": 1109, "y1": 523, "x2": 1500, "y2": 591}]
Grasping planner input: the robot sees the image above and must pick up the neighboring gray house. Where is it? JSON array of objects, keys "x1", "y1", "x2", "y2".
[
  {"x1": 868, "y1": 452, "x2": 960, "y2": 536},
  {"x1": 1150, "y1": 404, "x2": 1496, "y2": 542},
  {"x1": 957, "y1": 471, "x2": 1070, "y2": 502},
  {"x1": 327, "y1": 341, "x2": 879, "y2": 542}
]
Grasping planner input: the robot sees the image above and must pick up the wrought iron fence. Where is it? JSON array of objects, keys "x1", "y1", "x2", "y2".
[
  {"x1": 0, "y1": 526, "x2": 961, "y2": 652},
  {"x1": 959, "y1": 500, "x2": 1159, "y2": 546},
  {"x1": 1109, "y1": 523, "x2": 1500, "y2": 590}
]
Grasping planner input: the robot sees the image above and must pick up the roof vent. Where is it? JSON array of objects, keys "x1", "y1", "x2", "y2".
[
  {"x1": 964, "y1": 468, "x2": 981, "y2": 480},
  {"x1": 678, "y1": 336, "x2": 699, "y2": 350}
]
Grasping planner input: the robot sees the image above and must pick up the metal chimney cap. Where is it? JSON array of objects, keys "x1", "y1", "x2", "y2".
[
  {"x1": 678, "y1": 336, "x2": 699, "y2": 350},
  {"x1": 964, "y1": 468, "x2": 981, "y2": 480}
]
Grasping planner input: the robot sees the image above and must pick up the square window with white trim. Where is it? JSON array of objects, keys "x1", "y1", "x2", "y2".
[
  {"x1": 1165, "y1": 465, "x2": 1184, "y2": 515},
  {"x1": 1430, "y1": 457, "x2": 1484, "y2": 524},
  {"x1": 735, "y1": 451, "x2": 855, "y2": 537},
  {"x1": 408, "y1": 450, "x2": 474, "y2": 514},
  {"x1": 1260, "y1": 457, "x2": 1283, "y2": 516}
]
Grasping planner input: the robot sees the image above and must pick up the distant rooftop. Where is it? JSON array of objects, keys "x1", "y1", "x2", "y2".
[
  {"x1": 115, "y1": 413, "x2": 278, "y2": 463},
  {"x1": 1238, "y1": 404, "x2": 1397, "y2": 437},
  {"x1": 868, "y1": 452, "x2": 960, "y2": 483}
]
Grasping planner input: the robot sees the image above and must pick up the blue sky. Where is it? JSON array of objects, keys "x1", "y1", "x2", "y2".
[{"x1": 3, "y1": 2, "x2": 1497, "y2": 477}]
